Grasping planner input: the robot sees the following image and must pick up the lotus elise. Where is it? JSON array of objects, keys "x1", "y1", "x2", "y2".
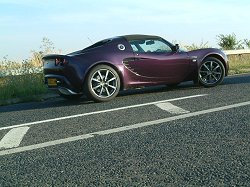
[{"x1": 43, "y1": 35, "x2": 229, "y2": 102}]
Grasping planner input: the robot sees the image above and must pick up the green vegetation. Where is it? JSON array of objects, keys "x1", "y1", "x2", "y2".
[
  {"x1": 217, "y1": 33, "x2": 242, "y2": 50},
  {"x1": 216, "y1": 33, "x2": 250, "y2": 74},
  {"x1": 244, "y1": 39, "x2": 250, "y2": 49},
  {"x1": 0, "y1": 35, "x2": 250, "y2": 106},
  {"x1": 217, "y1": 33, "x2": 250, "y2": 50},
  {"x1": 0, "y1": 74, "x2": 47, "y2": 105},
  {"x1": 0, "y1": 58, "x2": 47, "y2": 105},
  {"x1": 0, "y1": 37, "x2": 54, "y2": 105}
]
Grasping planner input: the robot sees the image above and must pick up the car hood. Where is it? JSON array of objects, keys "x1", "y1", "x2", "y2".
[{"x1": 188, "y1": 48, "x2": 224, "y2": 56}]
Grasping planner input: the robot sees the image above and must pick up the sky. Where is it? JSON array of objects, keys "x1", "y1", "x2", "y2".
[{"x1": 1, "y1": 0, "x2": 250, "y2": 61}]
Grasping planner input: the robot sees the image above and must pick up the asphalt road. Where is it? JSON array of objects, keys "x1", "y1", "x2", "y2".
[{"x1": 0, "y1": 74, "x2": 250, "y2": 186}]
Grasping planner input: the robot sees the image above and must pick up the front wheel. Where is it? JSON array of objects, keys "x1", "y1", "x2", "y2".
[
  {"x1": 198, "y1": 57, "x2": 225, "y2": 87},
  {"x1": 85, "y1": 65, "x2": 120, "y2": 102}
]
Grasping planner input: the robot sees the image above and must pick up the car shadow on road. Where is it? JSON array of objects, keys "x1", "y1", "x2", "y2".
[
  {"x1": 0, "y1": 83, "x2": 198, "y2": 113},
  {"x1": 118, "y1": 81, "x2": 198, "y2": 97},
  {"x1": 223, "y1": 74, "x2": 250, "y2": 85},
  {"x1": 0, "y1": 95, "x2": 92, "y2": 113}
]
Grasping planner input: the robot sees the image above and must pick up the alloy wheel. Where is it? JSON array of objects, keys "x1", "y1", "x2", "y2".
[
  {"x1": 90, "y1": 68, "x2": 118, "y2": 98},
  {"x1": 199, "y1": 60, "x2": 223, "y2": 85}
]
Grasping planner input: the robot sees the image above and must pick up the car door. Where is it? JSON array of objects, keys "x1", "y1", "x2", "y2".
[{"x1": 126, "y1": 39, "x2": 191, "y2": 82}]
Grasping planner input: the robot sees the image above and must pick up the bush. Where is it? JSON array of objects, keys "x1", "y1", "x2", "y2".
[
  {"x1": 244, "y1": 39, "x2": 250, "y2": 49},
  {"x1": 217, "y1": 33, "x2": 244, "y2": 50}
]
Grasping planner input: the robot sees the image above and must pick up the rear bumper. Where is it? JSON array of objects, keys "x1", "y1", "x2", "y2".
[{"x1": 44, "y1": 74, "x2": 83, "y2": 95}]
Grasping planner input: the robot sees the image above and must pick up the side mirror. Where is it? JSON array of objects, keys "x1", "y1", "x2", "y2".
[{"x1": 174, "y1": 44, "x2": 180, "y2": 52}]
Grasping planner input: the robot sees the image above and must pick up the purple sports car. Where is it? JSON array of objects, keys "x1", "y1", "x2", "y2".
[{"x1": 43, "y1": 35, "x2": 229, "y2": 102}]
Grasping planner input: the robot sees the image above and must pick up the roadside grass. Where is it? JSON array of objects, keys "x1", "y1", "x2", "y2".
[
  {"x1": 0, "y1": 54, "x2": 250, "y2": 106},
  {"x1": 0, "y1": 59, "x2": 48, "y2": 105},
  {"x1": 0, "y1": 37, "x2": 56, "y2": 105},
  {"x1": 0, "y1": 74, "x2": 48, "y2": 106},
  {"x1": 228, "y1": 54, "x2": 250, "y2": 75},
  {"x1": 0, "y1": 74, "x2": 47, "y2": 105}
]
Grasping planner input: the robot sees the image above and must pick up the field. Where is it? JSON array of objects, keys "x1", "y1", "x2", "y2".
[
  {"x1": 228, "y1": 54, "x2": 250, "y2": 74},
  {"x1": 0, "y1": 54, "x2": 250, "y2": 105}
]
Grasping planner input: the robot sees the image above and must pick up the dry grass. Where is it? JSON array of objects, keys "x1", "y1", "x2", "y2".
[{"x1": 228, "y1": 54, "x2": 250, "y2": 75}]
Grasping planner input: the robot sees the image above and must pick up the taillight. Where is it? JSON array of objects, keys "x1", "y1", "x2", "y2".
[
  {"x1": 55, "y1": 58, "x2": 68, "y2": 66},
  {"x1": 55, "y1": 58, "x2": 60, "y2": 65}
]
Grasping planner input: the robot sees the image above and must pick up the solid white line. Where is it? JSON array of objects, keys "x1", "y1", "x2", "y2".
[
  {"x1": 0, "y1": 100, "x2": 249, "y2": 156},
  {"x1": 0, "y1": 94, "x2": 206, "y2": 131},
  {"x1": 155, "y1": 102, "x2": 190, "y2": 114},
  {"x1": 0, "y1": 126, "x2": 29, "y2": 149}
]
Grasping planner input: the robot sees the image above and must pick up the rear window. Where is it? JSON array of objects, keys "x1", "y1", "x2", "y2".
[{"x1": 83, "y1": 39, "x2": 111, "y2": 51}]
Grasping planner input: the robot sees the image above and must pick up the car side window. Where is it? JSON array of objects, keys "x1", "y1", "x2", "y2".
[
  {"x1": 130, "y1": 44, "x2": 139, "y2": 52},
  {"x1": 129, "y1": 39, "x2": 172, "y2": 53}
]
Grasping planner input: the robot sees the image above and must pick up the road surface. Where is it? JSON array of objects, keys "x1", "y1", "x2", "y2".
[{"x1": 0, "y1": 74, "x2": 250, "y2": 186}]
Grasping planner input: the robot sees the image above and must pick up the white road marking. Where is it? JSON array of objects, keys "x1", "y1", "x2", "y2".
[
  {"x1": 0, "y1": 100, "x2": 249, "y2": 156},
  {"x1": 155, "y1": 102, "x2": 190, "y2": 114},
  {"x1": 0, "y1": 126, "x2": 29, "y2": 149},
  {"x1": 0, "y1": 94, "x2": 206, "y2": 131}
]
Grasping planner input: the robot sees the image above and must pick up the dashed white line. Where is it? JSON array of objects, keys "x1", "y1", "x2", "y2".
[
  {"x1": 155, "y1": 102, "x2": 190, "y2": 114},
  {"x1": 0, "y1": 100, "x2": 249, "y2": 156},
  {"x1": 0, "y1": 126, "x2": 29, "y2": 149},
  {"x1": 0, "y1": 94, "x2": 206, "y2": 131}
]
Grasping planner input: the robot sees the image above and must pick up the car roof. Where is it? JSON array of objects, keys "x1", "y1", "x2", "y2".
[{"x1": 122, "y1": 34, "x2": 162, "y2": 41}]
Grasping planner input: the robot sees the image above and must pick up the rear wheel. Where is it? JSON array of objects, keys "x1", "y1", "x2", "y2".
[
  {"x1": 86, "y1": 65, "x2": 120, "y2": 102},
  {"x1": 198, "y1": 57, "x2": 225, "y2": 87}
]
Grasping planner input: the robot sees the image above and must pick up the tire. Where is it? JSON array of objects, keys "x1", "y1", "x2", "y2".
[
  {"x1": 85, "y1": 65, "x2": 120, "y2": 102},
  {"x1": 198, "y1": 57, "x2": 225, "y2": 87}
]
